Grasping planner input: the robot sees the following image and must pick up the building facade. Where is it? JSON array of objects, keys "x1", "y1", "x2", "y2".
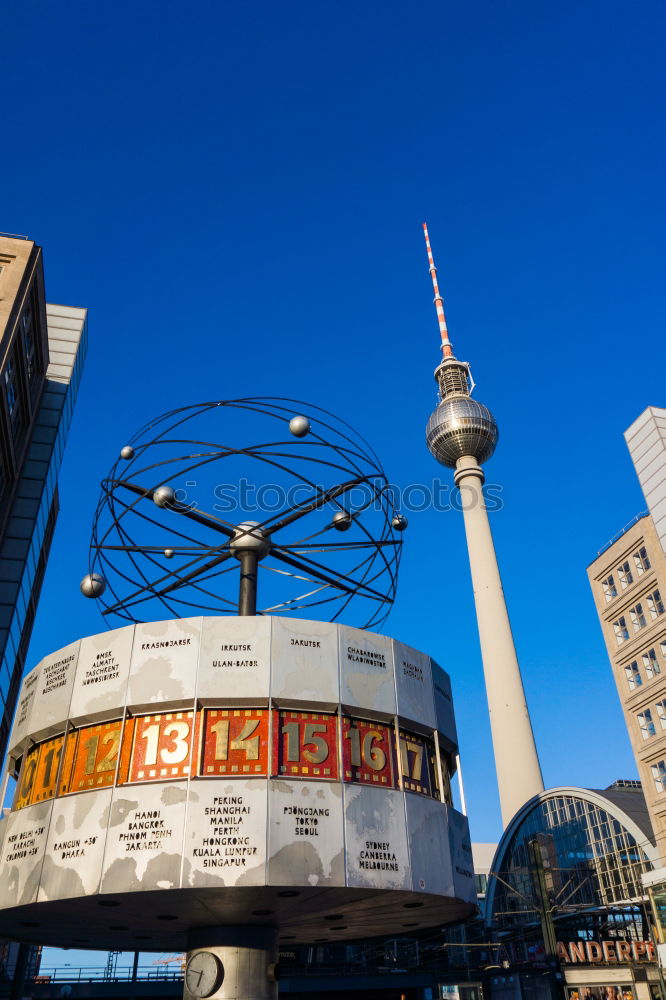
[
  {"x1": 625, "y1": 410, "x2": 666, "y2": 559},
  {"x1": 485, "y1": 784, "x2": 660, "y2": 1000},
  {"x1": 0, "y1": 234, "x2": 87, "y2": 764},
  {"x1": 588, "y1": 407, "x2": 666, "y2": 863},
  {"x1": 588, "y1": 515, "x2": 666, "y2": 860}
]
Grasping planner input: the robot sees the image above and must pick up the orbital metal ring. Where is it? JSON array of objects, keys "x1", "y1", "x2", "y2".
[{"x1": 83, "y1": 397, "x2": 407, "y2": 630}]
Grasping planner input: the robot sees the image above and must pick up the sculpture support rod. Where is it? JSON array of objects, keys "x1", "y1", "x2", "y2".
[
  {"x1": 238, "y1": 550, "x2": 258, "y2": 616},
  {"x1": 454, "y1": 455, "x2": 544, "y2": 827}
]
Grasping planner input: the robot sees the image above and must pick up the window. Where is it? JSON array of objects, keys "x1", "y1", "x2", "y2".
[
  {"x1": 630, "y1": 603, "x2": 647, "y2": 632},
  {"x1": 3, "y1": 345, "x2": 25, "y2": 443},
  {"x1": 618, "y1": 561, "x2": 634, "y2": 589},
  {"x1": 652, "y1": 760, "x2": 666, "y2": 793},
  {"x1": 625, "y1": 662, "x2": 642, "y2": 690},
  {"x1": 602, "y1": 575, "x2": 618, "y2": 602},
  {"x1": 4, "y1": 357, "x2": 18, "y2": 419},
  {"x1": 474, "y1": 873, "x2": 488, "y2": 896},
  {"x1": 648, "y1": 590, "x2": 665, "y2": 620},
  {"x1": 21, "y1": 308, "x2": 36, "y2": 379},
  {"x1": 634, "y1": 546, "x2": 651, "y2": 576},
  {"x1": 20, "y1": 298, "x2": 42, "y2": 399},
  {"x1": 644, "y1": 649, "x2": 661, "y2": 679},
  {"x1": 638, "y1": 710, "x2": 656, "y2": 740},
  {"x1": 656, "y1": 701, "x2": 666, "y2": 729},
  {"x1": 614, "y1": 616, "x2": 630, "y2": 644}
]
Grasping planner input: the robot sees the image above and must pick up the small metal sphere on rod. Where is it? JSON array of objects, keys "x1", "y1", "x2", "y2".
[
  {"x1": 289, "y1": 415, "x2": 310, "y2": 437},
  {"x1": 153, "y1": 485, "x2": 176, "y2": 508},
  {"x1": 80, "y1": 573, "x2": 107, "y2": 598}
]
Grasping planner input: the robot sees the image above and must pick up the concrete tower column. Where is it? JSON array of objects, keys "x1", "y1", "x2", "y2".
[{"x1": 454, "y1": 456, "x2": 543, "y2": 826}]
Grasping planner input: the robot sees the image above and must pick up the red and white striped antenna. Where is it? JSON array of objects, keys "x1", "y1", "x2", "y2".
[{"x1": 422, "y1": 222, "x2": 454, "y2": 359}]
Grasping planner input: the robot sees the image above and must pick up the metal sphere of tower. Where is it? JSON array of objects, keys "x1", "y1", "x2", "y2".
[{"x1": 426, "y1": 395, "x2": 498, "y2": 468}]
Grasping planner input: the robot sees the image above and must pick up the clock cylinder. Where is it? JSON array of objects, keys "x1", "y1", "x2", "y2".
[
  {"x1": 185, "y1": 927, "x2": 278, "y2": 1000},
  {"x1": 1, "y1": 615, "x2": 475, "y2": 1000}
]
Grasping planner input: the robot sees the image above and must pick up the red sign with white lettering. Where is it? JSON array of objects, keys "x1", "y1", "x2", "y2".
[
  {"x1": 342, "y1": 717, "x2": 395, "y2": 788},
  {"x1": 129, "y1": 712, "x2": 194, "y2": 783},
  {"x1": 201, "y1": 708, "x2": 269, "y2": 777},
  {"x1": 272, "y1": 710, "x2": 339, "y2": 779}
]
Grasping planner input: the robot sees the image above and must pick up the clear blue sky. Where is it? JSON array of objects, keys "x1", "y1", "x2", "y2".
[{"x1": 4, "y1": 0, "x2": 665, "y2": 863}]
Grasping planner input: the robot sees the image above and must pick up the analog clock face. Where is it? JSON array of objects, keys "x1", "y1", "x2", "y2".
[{"x1": 185, "y1": 951, "x2": 223, "y2": 998}]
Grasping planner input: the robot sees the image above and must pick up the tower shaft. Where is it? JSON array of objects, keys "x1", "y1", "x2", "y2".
[
  {"x1": 454, "y1": 456, "x2": 543, "y2": 826},
  {"x1": 422, "y1": 222, "x2": 543, "y2": 828}
]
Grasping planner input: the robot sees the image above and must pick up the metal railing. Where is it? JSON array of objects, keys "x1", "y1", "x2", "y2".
[
  {"x1": 33, "y1": 966, "x2": 183, "y2": 984},
  {"x1": 595, "y1": 511, "x2": 649, "y2": 559}
]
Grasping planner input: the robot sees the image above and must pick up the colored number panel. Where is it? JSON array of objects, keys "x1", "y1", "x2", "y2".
[
  {"x1": 115, "y1": 717, "x2": 135, "y2": 785},
  {"x1": 129, "y1": 711, "x2": 194, "y2": 783},
  {"x1": 273, "y1": 710, "x2": 339, "y2": 780},
  {"x1": 31, "y1": 735, "x2": 65, "y2": 803},
  {"x1": 58, "y1": 731, "x2": 79, "y2": 795},
  {"x1": 201, "y1": 708, "x2": 269, "y2": 777},
  {"x1": 342, "y1": 718, "x2": 395, "y2": 788},
  {"x1": 69, "y1": 720, "x2": 123, "y2": 792},
  {"x1": 13, "y1": 745, "x2": 41, "y2": 810},
  {"x1": 397, "y1": 729, "x2": 437, "y2": 797}
]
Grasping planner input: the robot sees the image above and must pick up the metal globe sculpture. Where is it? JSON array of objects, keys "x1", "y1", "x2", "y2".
[
  {"x1": 86, "y1": 398, "x2": 403, "y2": 629},
  {"x1": 426, "y1": 395, "x2": 498, "y2": 468}
]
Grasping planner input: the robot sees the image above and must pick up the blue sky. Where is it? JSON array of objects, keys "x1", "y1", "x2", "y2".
[{"x1": 3, "y1": 0, "x2": 665, "y2": 916}]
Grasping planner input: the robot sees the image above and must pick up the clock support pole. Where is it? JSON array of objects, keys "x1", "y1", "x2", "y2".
[
  {"x1": 184, "y1": 927, "x2": 279, "y2": 1000},
  {"x1": 238, "y1": 550, "x2": 259, "y2": 616}
]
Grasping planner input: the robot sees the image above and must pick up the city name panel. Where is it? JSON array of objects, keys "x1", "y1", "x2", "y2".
[{"x1": 0, "y1": 616, "x2": 476, "y2": 951}]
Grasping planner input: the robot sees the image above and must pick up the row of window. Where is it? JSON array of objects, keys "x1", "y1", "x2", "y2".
[
  {"x1": 602, "y1": 547, "x2": 652, "y2": 603},
  {"x1": 624, "y1": 644, "x2": 666, "y2": 690},
  {"x1": 613, "y1": 590, "x2": 664, "y2": 645}
]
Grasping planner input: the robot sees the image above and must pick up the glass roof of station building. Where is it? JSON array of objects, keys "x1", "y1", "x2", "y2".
[{"x1": 487, "y1": 786, "x2": 657, "y2": 930}]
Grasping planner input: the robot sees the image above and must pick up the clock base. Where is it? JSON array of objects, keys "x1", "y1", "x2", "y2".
[{"x1": 184, "y1": 926, "x2": 279, "y2": 1000}]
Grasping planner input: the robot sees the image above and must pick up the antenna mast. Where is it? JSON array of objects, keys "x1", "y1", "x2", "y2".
[{"x1": 422, "y1": 222, "x2": 454, "y2": 359}]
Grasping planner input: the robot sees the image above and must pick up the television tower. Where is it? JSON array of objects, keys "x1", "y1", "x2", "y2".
[{"x1": 422, "y1": 223, "x2": 544, "y2": 826}]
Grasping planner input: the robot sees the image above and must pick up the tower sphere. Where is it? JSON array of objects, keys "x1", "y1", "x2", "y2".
[{"x1": 426, "y1": 396, "x2": 499, "y2": 468}]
